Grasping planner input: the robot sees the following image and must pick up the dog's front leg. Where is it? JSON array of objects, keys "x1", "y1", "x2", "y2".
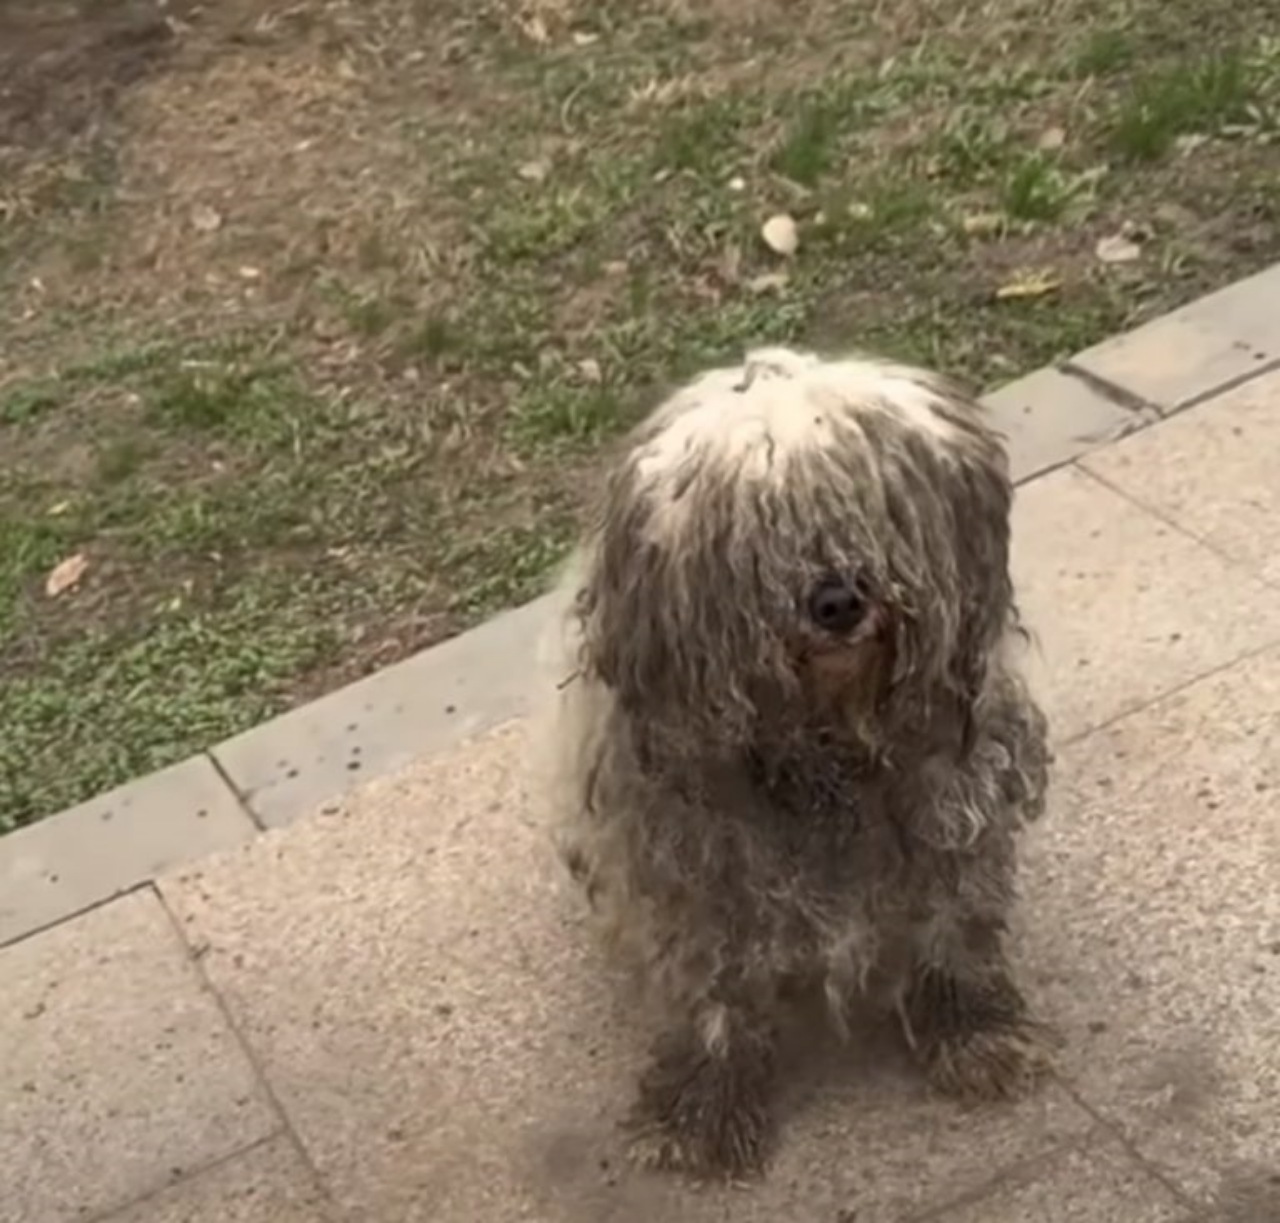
[
  {"x1": 901, "y1": 875, "x2": 1057, "y2": 1103},
  {"x1": 625, "y1": 981, "x2": 779, "y2": 1181}
]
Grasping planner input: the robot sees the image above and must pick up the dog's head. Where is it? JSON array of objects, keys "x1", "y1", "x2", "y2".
[{"x1": 573, "y1": 347, "x2": 1015, "y2": 760}]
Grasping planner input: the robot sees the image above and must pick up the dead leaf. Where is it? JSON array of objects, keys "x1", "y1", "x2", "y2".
[
  {"x1": 747, "y1": 272, "x2": 790, "y2": 295},
  {"x1": 962, "y1": 212, "x2": 1004, "y2": 237},
  {"x1": 517, "y1": 14, "x2": 549, "y2": 42},
  {"x1": 47, "y1": 501, "x2": 70, "y2": 517},
  {"x1": 1153, "y1": 202, "x2": 1195, "y2": 229},
  {"x1": 45, "y1": 552, "x2": 88, "y2": 598},
  {"x1": 190, "y1": 204, "x2": 223, "y2": 233},
  {"x1": 1095, "y1": 234, "x2": 1142, "y2": 264},
  {"x1": 761, "y1": 213, "x2": 799, "y2": 256},
  {"x1": 718, "y1": 243, "x2": 743, "y2": 285},
  {"x1": 517, "y1": 159, "x2": 551, "y2": 183},
  {"x1": 1037, "y1": 126, "x2": 1067, "y2": 151},
  {"x1": 994, "y1": 270, "x2": 1062, "y2": 301}
]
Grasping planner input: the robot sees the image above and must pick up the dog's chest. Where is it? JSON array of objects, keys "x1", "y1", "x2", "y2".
[{"x1": 744, "y1": 749, "x2": 921, "y2": 883}]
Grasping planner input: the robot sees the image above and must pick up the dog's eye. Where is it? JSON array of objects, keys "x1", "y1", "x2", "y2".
[{"x1": 807, "y1": 575, "x2": 866, "y2": 634}]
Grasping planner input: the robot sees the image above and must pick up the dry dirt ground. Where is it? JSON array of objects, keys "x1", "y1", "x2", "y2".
[{"x1": 2, "y1": 0, "x2": 1278, "y2": 827}]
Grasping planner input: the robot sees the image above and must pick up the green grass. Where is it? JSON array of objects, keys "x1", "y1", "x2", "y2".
[
  {"x1": 4, "y1": 0, "x2": 1280, "y2": 829},
  {"x1": 1001, "y1": 155, "x2": 1082, "y2": 222},
  {"x1": 1110, "y1": 51, "x2": 1268, "y2": 160},
  {"x1": 0, "y1": 579, "x2": 339, "y2": 829},
  {"x1": 772, "y1": 100, "x2": 842, "y2": 187},
  {"x1": 1074, "y1": 29, "x2": 1136, "y2": 77}
]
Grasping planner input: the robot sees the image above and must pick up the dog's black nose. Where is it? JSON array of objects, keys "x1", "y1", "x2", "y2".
[{"x1": 808, "y1": 576, "x2": 865, "y2": 634}]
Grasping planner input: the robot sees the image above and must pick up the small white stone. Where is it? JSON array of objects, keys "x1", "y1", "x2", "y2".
[{"x1": 761, "y1": 213, "x2": 799, "y2": 257}]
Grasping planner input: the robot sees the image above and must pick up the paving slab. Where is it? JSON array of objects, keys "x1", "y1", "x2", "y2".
[
  {"x1": 1009, "y1": 464, "x2": 1280, "y2": 743},
  {"x1": 211, "y1": 588, "x2": 565, "y2": 831},
  {"x1": 1068, "y1": 263, "x2": 1280, "y2": 413},
  {"x1": 923, "y1": 1138, "x2": 1188, "y2": 1223},
  {"x1": 0, "y1": 889, "x2": 277, "y2": 1223},
  {"x1": 1022, "y1": 644, "x2": 1280, "y2": 1211},
  {"x1": 162, "y1": 721, "x2": 1095, "y2": 1223},
  {"x1": 103, "y1": 1136, "x2": 333, "y2": 1223},
  {"x1": 1081, "y1": 370, "x2": 1280, "y2": 587},
  {"x1": 982, "y1": 365, "x2": 1151, "y2": 484},
  {"x1": 0, "y1": 755, "x2": 254, "y2": 947}
]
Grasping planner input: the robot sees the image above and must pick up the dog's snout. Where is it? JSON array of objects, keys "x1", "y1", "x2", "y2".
[{"x1": 808, "y1": 576, "x2": 865, "y2": 634}]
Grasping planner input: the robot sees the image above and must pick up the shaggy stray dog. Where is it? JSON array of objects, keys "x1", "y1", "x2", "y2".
[{"x1": 543, "y1": 347, "x2": 1055, "y2": 1180}]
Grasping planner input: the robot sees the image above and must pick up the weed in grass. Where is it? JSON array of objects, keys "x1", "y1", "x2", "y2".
[
  {"x1": 654, "y1": 95, "x2": 751, "y2": 174},
  {"x1": 772, "y1": 99, "x2": 839, "y2": 187},
  {"x1": 1001, "y1": 154, "x2": 1077, "y2": 222},
  {"x1": 343, "y1": 292, "x2": 402, "y2": 338},
  {"x1": 1075, "y1": 29, "x2": 1135, "y2": 77},
  {"x1": 95, "y1": 435, "x2": 149, "y2": 484},
  {"x1": 1111, "y1": 52, "x2": 1257, "y2": 160},
  {"x1": 397, "y1": 313, "x2": 461, "y2": 364},
  {"x1": 931, "y1": 112, "x2": 1011, "y2": 185},
  {"x1": 0, "y1": 381, "x2": 63, "y2": 425}
]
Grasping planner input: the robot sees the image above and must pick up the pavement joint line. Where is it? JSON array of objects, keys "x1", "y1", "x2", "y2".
[
  {"x1": 79, "y1": 1131, "x2": 286, "y2": 1223},
  {"x1": 1071, "y1": 457, "x2": 1280, "y2": 593},
  {"x1": 1055, "y1": 360, "x2": 1158, "y2": 416},
  {"x1": 4, "y1": 261, "x2": 1280, "y2": 948},
  {"x1": 0, "y1": 879, "x2": 153, "y2": 952},
  {"x1": 901, "y1": 1129, "x2": 1102, "y2": 1222},
  {"x1": 1162, "y1": 350, "x2": 1280, "y2": 415},
  {"x1": 204, "y1": 748, "x2": 264, "y2": 833},
  {"x1": 153, "y1": 880, "x2": 339, "y2": 1207},
  {"x1": 1049, "y1": 1079, "x2": 1204, "y2": 1214},
  {"x1": 1049, "y1": 629, "x2": 1280, "y2": 754}
]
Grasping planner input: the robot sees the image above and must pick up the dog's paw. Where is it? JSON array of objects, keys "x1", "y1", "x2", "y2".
[
  {"x1": 925, "y1": 1020, "x2": 1059, "y2": 1103},
  {"x1": 624, "y1": 1041, "x2": 775, "y2": 1182},
  {"x1": 625, "y1": 1100, "x2": 771, "y2": 1183}
]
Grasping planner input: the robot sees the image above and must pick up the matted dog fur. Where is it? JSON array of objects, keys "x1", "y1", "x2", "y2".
[{"x1": 541, "y1": 347, "x2": 1054, "y2": 1180}]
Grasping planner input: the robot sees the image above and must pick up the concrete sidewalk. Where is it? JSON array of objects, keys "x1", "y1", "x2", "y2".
[{"x1": 4, "y1": 273, "x2": 1280, "y2": 1223}]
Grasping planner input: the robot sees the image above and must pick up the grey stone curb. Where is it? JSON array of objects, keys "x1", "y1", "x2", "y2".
[{"x1": 5, "y1": 262, "x2": 1280, "y2": 946}]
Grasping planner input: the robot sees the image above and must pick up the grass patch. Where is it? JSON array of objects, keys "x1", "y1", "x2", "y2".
[
  {"x1": 772, "y1": 99, "x2": 841, "y2": 187},
  {"x1": 443, "y1": 518, "x2": 577, "y2": 620},
  {"x1": 1110, "y1": 51, "x2": 1262, "y2": 160},
  {"x1": 1001, "y1": 155, "x2": 1081, "y2": 222},
  {"x1": 0, "y1": 579, "x2": 338, "y2": 831},
  {"x1": 1075, "y1": 29, "x2": 1136, "y2": 77}
]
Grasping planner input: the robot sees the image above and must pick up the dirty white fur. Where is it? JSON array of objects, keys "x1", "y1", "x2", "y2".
[
  {"x1": 632, "y1": 348, "x2": 962, "y2": 539},
  {"x1": 538, "y1": 346, "x2": 1054, "y2": 1179}
]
